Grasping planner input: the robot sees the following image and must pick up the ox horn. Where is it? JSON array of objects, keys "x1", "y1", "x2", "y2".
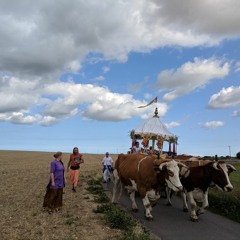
[
  {"x1": 153, "y1": 159, "x2": 161, "y2": 166},
  {"x1": 177, "y1": 162, "x2": 188, "y2": 168},
  {"x1": 212, "y1": 162, "x2": 219, "y2": 170},
  {"x1": 227, "y1": 164, "x2": 236, "y2": 173},
  {"x1": 159, "y1": 161, "x2": 168, "y2": 171},
  {"x1": 177, "y1": 162, "x2": 190, "y2": 177}
]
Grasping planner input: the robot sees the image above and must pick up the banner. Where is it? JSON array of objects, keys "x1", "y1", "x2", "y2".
[{"x1": 137, "y1": 97, "x2": 157, "y2": 108}]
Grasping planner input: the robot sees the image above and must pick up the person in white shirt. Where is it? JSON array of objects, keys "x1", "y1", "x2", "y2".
[
  {"x1": 132, "y1": 142, "x2": 141, "y2": 154},
  {"x1": 102, "y1": 152, "x2": 113, "y2": 183}
]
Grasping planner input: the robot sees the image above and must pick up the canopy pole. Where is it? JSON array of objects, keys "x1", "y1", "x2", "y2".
[{"x1": 152, "y1": 139, "x2": 155, "y2": 150}]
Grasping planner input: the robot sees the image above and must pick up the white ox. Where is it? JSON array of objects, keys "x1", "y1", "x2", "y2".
[{"x1": 112, "y1": 153, "x2": 189, "y2": 220}]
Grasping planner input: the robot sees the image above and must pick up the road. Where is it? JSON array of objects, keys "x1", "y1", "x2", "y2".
[{"x1": 103, "y1": 182, "x2": 240, "y2": 240}]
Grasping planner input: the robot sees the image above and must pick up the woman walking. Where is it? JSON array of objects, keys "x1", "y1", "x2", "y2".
[
  {"x1": 43, "y1": 151, "x2": 65, "y2": 213},
  {"x1": 67, "y1": 147, "x2": 84, "y2": 192}
]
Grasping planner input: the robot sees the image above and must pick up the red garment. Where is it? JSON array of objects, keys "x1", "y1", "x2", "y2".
[
  {"x1": 69, "y1": 153, "x2": 83, "y2": 167},
  {"x1": 132, "y1": 138, "x2": 136, "y2": 147},
  {"x1": 69, "y1": 169, "x2": 80, "y2": 187}
]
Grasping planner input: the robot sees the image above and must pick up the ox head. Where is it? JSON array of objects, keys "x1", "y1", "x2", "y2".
[
  {"x1": 154, "y1": 159, "x2": 185, "y2": 192},
  {"x1": 210, "y1": 161, "x2": 236, "y2": 192}
]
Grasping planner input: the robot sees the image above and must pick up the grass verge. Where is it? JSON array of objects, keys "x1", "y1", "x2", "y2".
[{"x1": 86, "y1": 177, "x2": 151, "y2": 240}]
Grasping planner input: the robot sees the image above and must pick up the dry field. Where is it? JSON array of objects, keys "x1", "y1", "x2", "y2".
[{"x1": 0, "y1": 150, "x2": 123, "y2": 240}]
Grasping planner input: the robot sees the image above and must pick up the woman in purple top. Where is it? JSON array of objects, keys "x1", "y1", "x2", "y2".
[{"x1": 43, "y1": 151, "x2": 65, "y2": 213}]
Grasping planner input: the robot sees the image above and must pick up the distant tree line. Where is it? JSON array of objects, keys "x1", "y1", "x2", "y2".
[{"x1": 202, "y1": 153, "x2": 240, "y2": 160}]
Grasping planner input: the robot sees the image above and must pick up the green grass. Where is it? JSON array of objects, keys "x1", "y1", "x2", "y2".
[
  {"x1": 65, "y1": 218, "x2": 75, "y2": 226},
  {"x1": 86, "y1": 178, "x2": 110, "y2": 203},
  {"x1": 87, "y1": 177, "x2": 151, "y2": 240}
]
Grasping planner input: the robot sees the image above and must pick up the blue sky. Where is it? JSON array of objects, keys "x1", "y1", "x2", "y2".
[{"x1": 0, "y1": 0, "x2": 240, "y2": 157}]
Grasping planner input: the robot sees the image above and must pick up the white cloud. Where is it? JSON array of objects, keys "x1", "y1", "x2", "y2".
[
  {"x1": 81, "y1": 92, "x2": 168, "y2": 121},
  {"x1": 1, "y1": 1, "x2": 240, "y2": 125},
  {"x1": 8, "y1": 112, "x2": 41, "y2": 125},
  {"x1": 94, "y1": 76, "x2": 105, "y2": 81},
  {"x1": 208, "y1": 86, "x2": 240, "y2": 108},
  {"x1": 165, "y1": 121, "x2": 180, "y2": 128},
  {"x1": 42, "y1": 82, "x2": 148, "y2": 122},
  {"x1": 234, "y1": 62, "x2": 240, "y2": 72},
  {"x1": 156, "y1": 58, "x2": 229, "y2": 101},
  {"x1": 102, "y1": 66, "x2": 110, "y2": 74},
  {"x1": 42, "y1": 100, "x2": 78, "y2": 119},
  {"x1": 0, "y1": 112, "x2": 41, "y2": 125},
  {"x1": 0, "y1": 76, "x2": 41, "y2": 113},
  {"x1": 150, "y1": 0, "x2": 240, "y2": 38},
  {"x1": 39, "y1": 116, "x2": 58, "y2": 126},
  {"x1": 1, "y1": 0, "x2": 239, "y2": 77},
  {"x1": 199, "y1": 121, "x2": 225, "y2": 129},
  {"x1": 232, "y1": 110, "x2": 240, "y2": 117},
  {"x1": 66, "y1": 60, "x2": 81, "y2": 73},
  {"x1": 0, "y1": 76, "x2": 168, "y2": 124}
]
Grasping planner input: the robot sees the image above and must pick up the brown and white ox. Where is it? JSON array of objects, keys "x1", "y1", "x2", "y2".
[
  {"x1": 111, "y1": 153, "x2": 189, "y2": 220},
  {"x1": 166, "y1": 159, "x2": 236, "y2": 222}
]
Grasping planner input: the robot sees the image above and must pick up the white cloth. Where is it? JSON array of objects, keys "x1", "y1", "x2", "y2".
[
  {"x1": 102, "y1": 156, "x2": 113, "y2": 166},
  {"x1": 132, "y1": 146, "x2": 141, "y2": 153}
]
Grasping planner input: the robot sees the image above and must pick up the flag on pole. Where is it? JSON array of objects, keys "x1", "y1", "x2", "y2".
[{"x1": 137, "y1": 97, "x2": 158, "y2": 108}]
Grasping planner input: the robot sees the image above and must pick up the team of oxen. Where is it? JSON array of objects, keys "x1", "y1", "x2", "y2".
[{"x1": 111, "y1": 153, "x2": 236, "y2": 222}]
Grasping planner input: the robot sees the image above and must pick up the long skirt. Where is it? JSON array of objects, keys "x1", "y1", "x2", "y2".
[
  {"x1": 43, "y1": 184, "x2": 63, "y2": 211},
  {"x1": 69, "y1": 169, "x2": 79, "y2": 187}
]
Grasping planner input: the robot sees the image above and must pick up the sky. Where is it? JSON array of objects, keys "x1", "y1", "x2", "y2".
[{"x1": 0, "y1": 0, "x2": 240, "y2": 157}]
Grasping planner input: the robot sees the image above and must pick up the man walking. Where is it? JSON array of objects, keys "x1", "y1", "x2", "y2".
[{"x1": 102, "y1": 152, "x2": 113, "y2": 183}]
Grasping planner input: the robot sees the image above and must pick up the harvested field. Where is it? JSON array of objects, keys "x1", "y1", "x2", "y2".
[{"x1": 0, "y1": 150, "x2": 122, "y2": 240}]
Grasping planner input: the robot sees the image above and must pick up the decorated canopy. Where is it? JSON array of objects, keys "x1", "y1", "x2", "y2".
[{"x1": 130, "y1": 108, "x2": 178, "y2": 154}]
